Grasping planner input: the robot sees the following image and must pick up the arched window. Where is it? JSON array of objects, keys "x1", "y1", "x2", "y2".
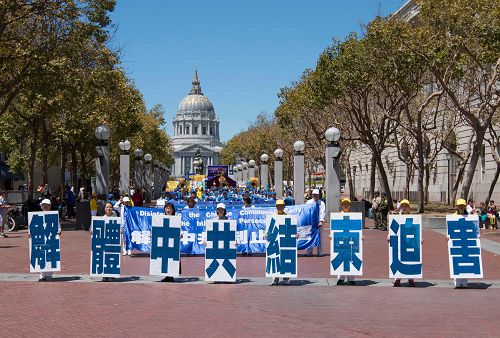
[{"x1": 186, "y1": 125, "x2": 190, "y2": 134}]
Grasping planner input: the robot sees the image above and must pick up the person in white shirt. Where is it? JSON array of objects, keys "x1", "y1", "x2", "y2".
[
  {"x1": 305, "y1": 188, "x2": 325, "y2": 257},
  {"x1": 156, "y1": 191, "x2": 167, "y2": 208}
]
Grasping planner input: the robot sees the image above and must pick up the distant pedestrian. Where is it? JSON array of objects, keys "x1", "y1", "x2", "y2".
[{"x1": 305, "y1": 188, "x2": 325, "y2": 256}]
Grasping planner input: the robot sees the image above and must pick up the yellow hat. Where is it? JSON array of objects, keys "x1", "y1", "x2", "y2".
[
  {"x1": 456, "y1": 198, "x2": 467, "y2": 206},
  {"x1": 276, "y1": 199, "x2": 285, "y2": 206},
  {"x1": 400, "y1": 199, "x2": 410, "y2": 206},
  {"x1": 341, "y1": 198, "x2": 351, "y2": 204}
]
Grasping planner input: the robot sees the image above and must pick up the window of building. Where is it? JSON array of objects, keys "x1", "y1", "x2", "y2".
[
  {"x1": 210, "y1": 127, "x2": 213, "y2": 135},
  {"x1": 179, "y1": 126, "x2": 182, "y2": 135},
  {"x1": 202, "y1": 127, "x2": 206, "y2": 135},
  {"x1": 186, "y1": 126, "x2": 190, "y2": 134},
  {"x1": 194, "y1": 126, "x2": 198, "y2": 134}
]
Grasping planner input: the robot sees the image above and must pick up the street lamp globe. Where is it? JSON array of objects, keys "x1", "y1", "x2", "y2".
[
  {"x1": 260, "y1": 153, "x2": 269, "y2": 162},
  {"x1": 134, "y1": 148, "x2": 144, "y2": 158},
  {"x1": 248, "y1": 160, "x2": 256, "y2": 167},
  {"x1": 95, "y1": 125, "x2": 110, "y2": 141},
  {"x1": 325, "y1": 127, "x2": 340, "y2": 142},
  {"x1": 274, "y1": 148, "x2": 284, "y2": 159},
  {"x1": 123, "y1": 139, "x2": 131, "y2": 151},
  {"x1": 144, "y1": 153, "x2": 153, "y2": 162},
  {"x1": 293, "y1": 140, "x2": 305, "y2": 153}
]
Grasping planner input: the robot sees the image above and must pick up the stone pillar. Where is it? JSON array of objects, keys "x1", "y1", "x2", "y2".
[{"x1": 293, "y1": 141, "x2": 305, "y2": 205}]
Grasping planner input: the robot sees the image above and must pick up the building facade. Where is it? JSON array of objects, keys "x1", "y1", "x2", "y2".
[{"x1": 171, "y1": 70, "x2": 223, "y2": 177}]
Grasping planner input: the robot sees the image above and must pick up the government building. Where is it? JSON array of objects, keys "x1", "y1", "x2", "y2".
[{"x1": 170, "y1": 70, "x2": 223, "y2": 177}]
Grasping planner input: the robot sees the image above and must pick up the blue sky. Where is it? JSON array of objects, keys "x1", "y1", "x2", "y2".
[{"x1": 110, "y1": 0, "x2": 407, "y2": 142}]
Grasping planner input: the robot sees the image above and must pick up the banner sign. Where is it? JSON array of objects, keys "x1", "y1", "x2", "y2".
[
  {"x1": 29, "y1": 211, "x2": 61, "y2": 273},
  {"x1": 150, "y1": 215, "x2": 181, "y2": 277},
  {"x1": 330, "y1": 212, "x2": 363, "y2": 276},
  {"x1": 205, "y1": 220, "x2": 237, "y2": 282},
  {"x1": 388, "y1": 215, "x2": 423, "y2": 279},
  {"x1": 123, "y1": 203, "x2": 319, "y2": 255},
  {"x1": 265, "y1": 215, "x2": 298, "y2": 278},
  {"x1": 447, "y1": 215, "x2": 483, "y2": 279},
  {"x1": 90, "y1": 216, "x2": 121, "y2": 277}
]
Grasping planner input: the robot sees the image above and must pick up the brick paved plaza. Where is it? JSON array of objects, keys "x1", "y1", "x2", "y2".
[{"x1": 1, "y1": 220, "x2": 500, "y2": 337}]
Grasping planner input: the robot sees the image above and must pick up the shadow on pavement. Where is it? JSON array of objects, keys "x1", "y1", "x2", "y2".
[
  {"x1": 289, "y1": 279, "x2": 315, "y2": 286},
  {"x1": 172, "y1": 277, "x2": 200, "y2": 283},
  {"x1": 115, "y1": 276, "x2": 141, "y2": 282},
  {"x1": 413, "y1": 281, "x2": 435, "y2": 288},
  {"x1": 51, "y1": 276, "x2": 82, "y2": 282},
  {"x1": 0, "y1": 245, "x2": 19, "y2": 249},
  {"x1": 235, "y1": 278, "x2": 252, "y2": 284},
  {"x1": 350, "y1": 280, "x2": 378, "y2": 287},
  {"x1": 466, "y1": 282, "x2": 492, "y2": 289}
]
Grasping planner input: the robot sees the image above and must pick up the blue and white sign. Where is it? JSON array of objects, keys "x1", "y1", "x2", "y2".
[
  {"x1": 90, "y1": 216, "x2": 121, "y2": 277},
  {"x1": 265, "y1": 215, "x2": 298, "y2": 278},
  {"x1": 205, "y1": 219, "x2": 237, "y2": 282},
  {"x1": 29, "y1": 211, "x2": 61, "y2": 273},
  {"x1": 447, "y1": 215, "x2": 483, "y2": 279},
  {"x1": 123, "y1": 203, "x2": 319, "y2": 255},
  {"x1": 330, "y1": 212, "x2": 363, "y2": 276},
  {"x1": 388, "y1": 215, "x2": 422, "y2": 279},
  {"x1": 150, "y1": 215, "x2": 181, "y2": 277}
]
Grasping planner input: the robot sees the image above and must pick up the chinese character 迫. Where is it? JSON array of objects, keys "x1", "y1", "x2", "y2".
[{"x1": 389, "y1": 216, "x2": 422, "y2": 278}]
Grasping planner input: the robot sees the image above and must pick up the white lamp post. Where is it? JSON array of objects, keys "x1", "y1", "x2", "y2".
[
  {"x1": 260, "y1": 153, "x2": 269, "y2": 190},
  {"x1": 274, "y1": 148, "x2": 284, "y2": 199},
  {"x1": 325, "y1": 127, "x2": 341, "y2": 216},
  {"x1": 118, "y1": 139, "x2": 131, "y2": 196},
  {"x1": 94, "y1": 125, "x2": 110, "y2": 195},
  {"x1": 293, "y1": 141, "x2": 305, "y2": 204}
]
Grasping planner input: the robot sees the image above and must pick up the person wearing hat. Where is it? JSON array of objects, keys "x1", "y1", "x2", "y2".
[
  {"x1": 216, "y1": 203, "x2": 228, "y2": 220},
  {"x1": 29, "y1": 199, "x2": 61, "y2": 281},
  {"x1": 331, "y1": 198, "x2": 365, "y2": 285},
  {"x1": 390, "y1": 199, "x2": 422, "y2": 287},
  {"x1": 447, "y1": 198, "x2": 477, "y2": 288},
  {"x1": 267, "y1": 199, "x2": 299, "y2": 286},
  {"x1": 156, "y1": 191, "x2": 167, "y2": 209},
  {"x1": 305, "y1": 188, "x2": 325, "y2": 257},
  {"x1": 119, "y1": 196, "x2": 133, "y2": 256}
]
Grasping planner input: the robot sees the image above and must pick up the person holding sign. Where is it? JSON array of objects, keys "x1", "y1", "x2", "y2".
[
  {"x1": 330, "y1": 198, "x2": 364, "y2": 285},
  {"x1": 159, "y1": 203, "x2": 182, "y2": 282},
  {"x1": 29, "y1": 199, "x2": 61, "y2": 281},
  {"x1": 389, "y1": 199, "x2": 423, "y2": 287},
  {"x1": 446, "y1": 198, "x2": 482, "y2": 289}
]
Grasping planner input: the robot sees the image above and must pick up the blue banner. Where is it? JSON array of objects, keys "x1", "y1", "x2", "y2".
[{"x1": 123, "y1": 203, "x2": 320, "y2": 254}]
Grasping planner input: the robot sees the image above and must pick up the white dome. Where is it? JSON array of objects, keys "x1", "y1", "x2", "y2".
[{"x1": 178, "y1": 94, "x2": 214, "y2": 113}]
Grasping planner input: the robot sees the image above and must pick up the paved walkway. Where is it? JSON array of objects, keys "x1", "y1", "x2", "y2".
[{"x1": 2, "y1": 221, "x2": 500, "y2": 337}]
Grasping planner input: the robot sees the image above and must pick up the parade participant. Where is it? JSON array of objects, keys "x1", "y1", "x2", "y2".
[
  {"x1": 268, "y1": 199, "x2": 298, "y2": 286},
  {"x1": 30, "y1": 199, "x2": 61, "y2": 281},
  {"x1": 447, "y1": 198, "x2": 475, "y2": 288},
  {"x1": 378, "y1": 192, "x2": 389, "y2": 231},
  {"x1": 184, "y1": 197, "x2": 196, "y2": 209},
  {"x1": 371, "y1": 192, "x2": 381, "y2": 228},
  {"x1": 216, "y1": 203, "x2": 228, "y2": 220},
  {"x1": 90, "y1": 192, "x2": 98, "y2": 216},
  {"x1": 331, "y1": 198, "x2": 364, "y2": 285},
  {"x1": 390, "y1": 199, "x2": 422, "y2": 287},
  {"x1": 156, "y1": 191, "x2": 167, "y2": 208},
  {"x1": 120, "y1": 197, "x2": 133, "y2": 256},
  {"x1": 305, "y1": 189, "x2": 325, "y2": 257},
  {"x1": 466, "y1": 199, "x2": 477, "y2": 215},
  {"x1": 94, "y1": 202, "x2": 119, "y2": 282},
  {"x1": 242, "y1": 196, "x2": 255, "y2": 209},
  {"x1": 487, "y1": 200, "x2": 497, "y2": 229},
  {"x1": 0, "y1": 191, "x2": 10, "y2": 238},
  {"x1": 160, "y1": 203, "x2": 182, "y2": 283},
  {"x1": 132, "y1": 189, "x2": 143, "y2": 207}
]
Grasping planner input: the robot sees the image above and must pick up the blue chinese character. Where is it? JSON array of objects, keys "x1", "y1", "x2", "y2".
[
  {"x1": 206, "y1": 221, "x2": 236, "y2": 278},
  {"x1": 278, "y1": 218, "x2": 297, "y2": 275},
  {"x1": 92, "y1": 219, "x2": 121, "y2": 275},
  {"x1": 30, "y1": 213, "x2": 60, "y2": 270},
  {"x1": 266, "y1": 218, "x2": 281, "y2": 275},
  {"x1": 44, "y1": 213, "x2": 60, "y2": 269},
  {"x1": 389, "y1": 218, "x2": 421, "y2": 276},
  {"x1": 30, "y1": 215, "x2": 46, "y2": 269},
  {"x1": 151, "y1": 218, "x2": 180, "y2": 274},
  {"x1": 331, "y1": 216, "x2": 362, "y2": 272},
  {"x1": 448, "y1": 218, "x2": 481, "y2": 275}
]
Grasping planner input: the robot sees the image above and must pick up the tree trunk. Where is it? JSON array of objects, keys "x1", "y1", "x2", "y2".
[
  {"x1": 424, "y1": 163, "x2": 431, "y2": 204},
  {"x1": 417, "y1": 139, "x2": 425, "y2": 213},
  {"x1": 347, "y1": 163, "x2": 355, "y2": 200},
  {"x1": 485, "y1": 162, "x2": 500, "y2": 205},
  {"x1": 375, "y1": 153, "x2": 394, "y2": 210},
  {"x1": 369, "y1": 154, "x2": 376, "y2": 197},
  {"x1": 27, "y1": 135, "x2": 37, "y2": 200},
  {"x1": 41, "y1": 121, "x2": 48, "y2": 185},
  {"x1": 461, "y1": 128, "x2": 486, "y2": 199},
  {"x1": 405, "y1": 163, "x2": 411, "y2": 199},
  {"x1": 71, "y1": 147, "x2": 78, "y2": 191},
  {"x1": 79, "y1": 145, "x2": 88, "y2": 189},
  {"x1": 60, "y1": 142, "x2": 67, "y2": 194}
]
